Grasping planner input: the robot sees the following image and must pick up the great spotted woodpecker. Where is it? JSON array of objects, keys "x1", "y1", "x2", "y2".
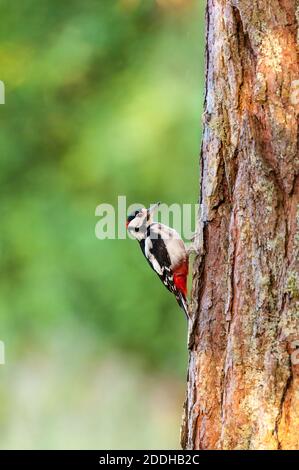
[{"x1": 126, "y1": 203, "x2": 189, "y2": 319}]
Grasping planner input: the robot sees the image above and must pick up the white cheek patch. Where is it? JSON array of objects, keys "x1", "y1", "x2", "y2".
[{"x1": 128, "y1": 212, "x2": 148, "y2": 241}]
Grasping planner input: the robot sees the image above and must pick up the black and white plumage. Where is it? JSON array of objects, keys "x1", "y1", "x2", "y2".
[{"x1": 127, "y1": 203, "x2": 189, "y2": 319}]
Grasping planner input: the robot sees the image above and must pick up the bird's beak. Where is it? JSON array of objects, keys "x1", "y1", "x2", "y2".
[{"x1": 147, "y1": 202, "x2": 160, "y2": 217}]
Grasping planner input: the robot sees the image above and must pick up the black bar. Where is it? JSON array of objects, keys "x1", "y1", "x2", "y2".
[{"x1": 0, "y1": 450, "x2": 297, "y2": 467}]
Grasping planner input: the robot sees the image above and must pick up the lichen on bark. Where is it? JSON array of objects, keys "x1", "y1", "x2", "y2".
[{"x1": 182, "y1": 0, "x2": 299, "y2": 450}]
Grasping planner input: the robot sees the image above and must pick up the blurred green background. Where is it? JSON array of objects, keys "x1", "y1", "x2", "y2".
[{"x1": 0, "y1": 0, "x2": 204, "y2": 449}]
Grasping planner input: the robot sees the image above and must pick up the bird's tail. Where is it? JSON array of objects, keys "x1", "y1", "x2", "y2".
[{"x1": 177, "y1": 292, "x2": 189, "y2": 320}]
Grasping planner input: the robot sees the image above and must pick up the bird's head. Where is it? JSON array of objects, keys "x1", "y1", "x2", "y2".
[{"x1": 126, "y1": 202, "x2": 160, "y2": 240}]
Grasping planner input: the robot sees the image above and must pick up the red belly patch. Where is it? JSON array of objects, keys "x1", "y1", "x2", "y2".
[{"x1": 173, "y1": 261, "x2": 188, "y2": 298}]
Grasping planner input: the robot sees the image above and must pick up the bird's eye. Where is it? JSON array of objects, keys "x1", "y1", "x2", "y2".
[{"x1": 135, "y1": 227, "x2": 140, "y2": 232}]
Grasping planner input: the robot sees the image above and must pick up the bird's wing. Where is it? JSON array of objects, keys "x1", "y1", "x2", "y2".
[
  {"x1": 139, "y1": 232, "x2": 189, "y2": 318},
  {"x1": 149, "y1": 223, "x2": 188, "y2": 269},
  {"x1": 140, "y1": 236, "x2": 175, "y2": 293}
]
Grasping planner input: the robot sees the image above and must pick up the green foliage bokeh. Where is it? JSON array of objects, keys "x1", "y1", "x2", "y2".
[{"x1": 0, "y1": 0, "x2": 205, "y2": 448}]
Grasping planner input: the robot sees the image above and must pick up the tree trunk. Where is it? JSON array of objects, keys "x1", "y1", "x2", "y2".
[{"x1": 182, "y1": 0, "x2": 299, "y2": 450}]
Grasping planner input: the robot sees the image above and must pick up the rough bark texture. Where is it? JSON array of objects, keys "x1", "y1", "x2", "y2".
[{"x1": 182, "y1": 0, "x2": 299, "y2": 450}]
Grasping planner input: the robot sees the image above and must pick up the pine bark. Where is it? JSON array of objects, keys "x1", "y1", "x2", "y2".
[{"x1": 182, "y1": 0, "x2": 299, "y2": 450}]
